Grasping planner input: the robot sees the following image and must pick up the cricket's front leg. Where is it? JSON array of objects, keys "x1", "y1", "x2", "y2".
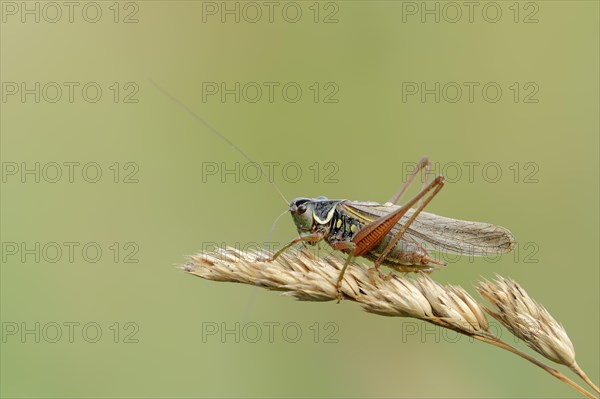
[{"x1": 260, "y1": 233, "x2": 324, "y2": 262}]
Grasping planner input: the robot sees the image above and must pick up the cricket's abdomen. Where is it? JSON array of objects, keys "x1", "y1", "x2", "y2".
[{"x1": 364, "y1": 239, "x2": 445, "y2": 272}]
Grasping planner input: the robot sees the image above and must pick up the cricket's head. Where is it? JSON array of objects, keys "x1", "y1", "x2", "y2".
[
  {"x1": 289, "y1": 198, "x2": 315, "y2": 233},
  {"x1": 289, "y1": 196, "x2": 337, "y2": 235}
]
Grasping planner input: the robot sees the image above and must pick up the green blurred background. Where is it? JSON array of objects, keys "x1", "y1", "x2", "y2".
[{"x1": 1, "y1": 1, "x2": 598, "y2": 397}]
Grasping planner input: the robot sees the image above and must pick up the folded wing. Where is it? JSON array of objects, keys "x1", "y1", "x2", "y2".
[{"x1": 343, "y1": 201, "x2": 516, "y2": 256}]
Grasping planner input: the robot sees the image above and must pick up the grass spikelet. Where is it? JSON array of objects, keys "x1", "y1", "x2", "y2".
[{"x1": 181, "y1": 247, "x2": 598, "y2": 398}]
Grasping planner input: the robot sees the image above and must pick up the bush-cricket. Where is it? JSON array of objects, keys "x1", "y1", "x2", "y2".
[{"x1": 152, "y1": 80, "x2": 516, "y2": 302}]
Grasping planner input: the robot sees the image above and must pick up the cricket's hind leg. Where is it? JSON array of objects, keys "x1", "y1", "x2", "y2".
[
  {"x1": 331, "y1": 176, "x2": 445, "y2": 298},
  {"x1": 371, "y1": 175, "x2": 446, "y2": 279}
]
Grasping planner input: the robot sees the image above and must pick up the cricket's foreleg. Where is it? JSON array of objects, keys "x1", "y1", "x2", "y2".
[
  {"x1": 262, "y1": 233, "x2": 324, "y2": 262},
  {"x1": 373, "y1": 175, "x2": 445, "y2": 273},
  {"x1": 388, "y1": 156, "x2": 431, "y2": 205}
]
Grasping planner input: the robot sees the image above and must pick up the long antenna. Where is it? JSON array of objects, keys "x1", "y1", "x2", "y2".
[{"x1": 149, "y1": 79, "x2": 289, "y2": 205}]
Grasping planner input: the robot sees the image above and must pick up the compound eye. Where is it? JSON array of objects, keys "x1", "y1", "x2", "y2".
[{"x1": 297, "y1": 204, "x2": 307, "y2": 215}]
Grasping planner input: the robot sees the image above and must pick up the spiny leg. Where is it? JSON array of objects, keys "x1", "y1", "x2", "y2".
[
  {"x1": 330, "y1": 172, "x2": 444, "y2": 302},
  {"x1": 336, "y1": 254, "x2": 354, "y2": 303},
  {"x1": 372, "y1": 175, "x2": 445, "y2": 278},
  {"x1": 388, "y1": 156, "x2": 431, "y2": 206},
  {"x1": 261, "y1": 232, "x2": 324, "y2": 262},
  {"x1": 349, "y1": 176, "x2": 446, "y2": 280},
  {"x1": 330, "y1": 241, "x2": 356, "y2": 302},
  {"x1": 417, "y1": 160, "x2": 432, "y2": 207}
]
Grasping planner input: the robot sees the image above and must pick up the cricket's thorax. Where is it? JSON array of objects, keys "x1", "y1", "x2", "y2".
[
  {"x1": 326, "y1": 207, "x2": 362, "y2": 244},
  {"x1": 289, "y1": 197, "x2": 342, "y2": 239},
  {"x1": 311, "y1": 200, "x2": 339, "y2": 225}
]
